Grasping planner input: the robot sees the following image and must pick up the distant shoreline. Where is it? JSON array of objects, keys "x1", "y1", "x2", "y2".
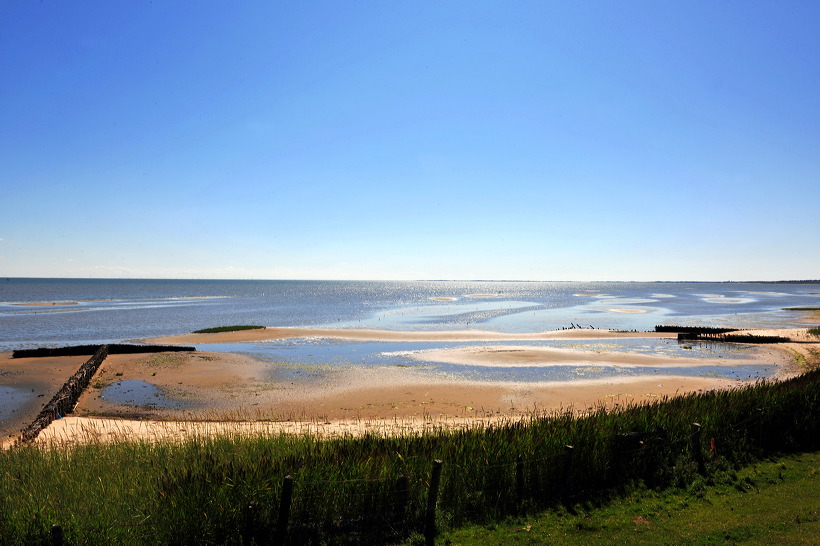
[{"x1": 4, "y1": 277, "x2": 820, "y2": 283}]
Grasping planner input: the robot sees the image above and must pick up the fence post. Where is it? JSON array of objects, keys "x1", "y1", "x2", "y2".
[
  {"x1": 691, "y1": 423, "x2": 706, "y2": 475},
  {"x1": 515, "y1": 455, "x2": 524, "y2": 512},
  {"x1": 242, "y1": 500, "x2": 258, "y2": 546},
  {"x1": 50, "y1": 524, "x2": 63, "y2": 546},
  {"x1": 648, "y1": 427, "x2": 668, "y2": 489},
  {"x1": 424, "y1": 460, "x2": 443, "y2": 546},
  {"x1": 393, "y1": 474, "x2": 409, "y2": 525},
  {"x1": 274, "y1": 475, "x2": 294, "y2": 546},
  {"x1": 756, "y1": 407, "x2": 765, "y2": 451},
  {"x1": 562, "y1": 445, "x2": 574, "y2": 502}
]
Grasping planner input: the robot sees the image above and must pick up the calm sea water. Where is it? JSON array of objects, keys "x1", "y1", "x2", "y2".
[
  {"x1": 1, "y1": 278, "x2": 818, "y2": 352},
  {"x1": 1, "y1": 279, "x2": 817, "y2": 416}
]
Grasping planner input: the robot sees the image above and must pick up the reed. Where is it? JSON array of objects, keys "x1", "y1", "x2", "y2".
[{"x1": 1, "y1": 369, "x2": 818, "y2": 544}]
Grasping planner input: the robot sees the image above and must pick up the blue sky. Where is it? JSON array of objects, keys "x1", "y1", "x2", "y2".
[{"x1": 1, "y1": 1, "x2": 818, "y2": 281}]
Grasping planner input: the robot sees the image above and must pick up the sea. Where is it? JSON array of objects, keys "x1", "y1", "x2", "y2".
[
  {"x1": 2, "y1": 279, "x2": 819, "y2": 410},
  {"x1": 1, "y1": 278, "x2": 818, "y2": 352}
]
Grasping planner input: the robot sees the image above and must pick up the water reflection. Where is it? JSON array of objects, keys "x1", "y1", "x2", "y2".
[
  {"x1": 200, "y1": 338, "x2": 775, "y2": 384},
  {"x1": 102, "y1": 380, "x2": 192, "y2": 409}
]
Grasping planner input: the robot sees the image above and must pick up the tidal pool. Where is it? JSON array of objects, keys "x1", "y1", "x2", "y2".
[
  {"x1": 0, "y1": 386, "x2": 33, "y2": 422},
  {"x1": 101, "y1": 380, "x2": 192, "y2": 409}
]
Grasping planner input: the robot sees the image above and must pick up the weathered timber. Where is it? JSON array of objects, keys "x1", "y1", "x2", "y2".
[{"x1": 13, "y1": 344, "x2": 195, "y2": 358}]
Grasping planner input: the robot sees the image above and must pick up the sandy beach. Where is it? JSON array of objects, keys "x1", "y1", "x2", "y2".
[
  {"x1": 1, "y1": 325, "x2": 814, "y2": 446},
  {"x1": 38, "y1": 372, "x2": 739, "y2": 445}
]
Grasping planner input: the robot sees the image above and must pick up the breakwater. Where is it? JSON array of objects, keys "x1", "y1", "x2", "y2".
[
  {"x1": 656, "y1": 325, "x2": 791, "y2": 344},
  {"x1": 655, "y1": 325, "x2": 738, "y2": 335},
  {"x1": 12, "y1": 343, "x2": 194, "y2": 358},
  {"x1": 15, "y1": 344, "x2": 195, "y2": 444}
]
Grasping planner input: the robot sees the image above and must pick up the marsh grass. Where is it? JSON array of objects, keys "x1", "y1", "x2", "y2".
[{"x1": 2, "y1": 369, "x2": 819, "y2": 544}]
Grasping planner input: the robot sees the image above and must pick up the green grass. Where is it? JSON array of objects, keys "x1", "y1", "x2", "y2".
[
  {"x1": 809, "y1": 326, "x2": 820, "y2": 336},
  {"x1": 191, "y1": 325, "x2": 266, "y2": 334},
  {"x1": 1, "y1": 369, "x2": 818, "y2": 544},
  {"x1": 438, "y1": 450, "x2": 820, "y2": 545}
]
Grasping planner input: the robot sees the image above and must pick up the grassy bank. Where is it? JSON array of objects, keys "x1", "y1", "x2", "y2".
[
  {"x1": 1, "y1": 369, "x2": 818, "y2": 544},
  {"x1": 440, "y1": 450, "x2": 820, "y2": 544}
]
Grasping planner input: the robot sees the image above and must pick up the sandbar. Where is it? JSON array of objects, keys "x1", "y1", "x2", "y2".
[
  {"x1": 13, "y1": 301, "x2": 79, "y2": 307},
  {"x1": 409, "y1": 344, "x2": 789, "y2": 369},
  {"x1": 144, "y1": 327, "x2": 674, "y2": 345}
]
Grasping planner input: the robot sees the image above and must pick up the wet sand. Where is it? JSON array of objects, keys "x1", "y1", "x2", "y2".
[
  {"x1": 43, "y1": 367, "x2": 737, "y2": 445},
  {"x1": 0, "y1": 353, "x2": 89, "y2": 439},
  {"x1": 3, "y1": 327, "x2": 816, "y2": 446},
  {"x1": 71, "y1": 350, "x2": 746, "y2": 421}
]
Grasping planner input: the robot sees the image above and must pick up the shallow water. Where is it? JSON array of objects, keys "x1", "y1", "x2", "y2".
[
  {"x1": 0, "y1": 386, "x2": 32, "y2": 422},
  {"x1": 200, "y1": 338, "x2": 775, "y2": 384},
  {"x1": 101, "y1": 380, "x2": 192, "y2": 409}
]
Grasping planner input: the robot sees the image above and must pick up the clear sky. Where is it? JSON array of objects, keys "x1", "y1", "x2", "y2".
[{"x1": 1, "y1": 2, "x2": 818, "y2": 281}]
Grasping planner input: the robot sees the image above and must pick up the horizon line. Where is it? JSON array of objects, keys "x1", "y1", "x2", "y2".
[{"x1": 3, "y1": 276, "x2": 820, "y2": 284}]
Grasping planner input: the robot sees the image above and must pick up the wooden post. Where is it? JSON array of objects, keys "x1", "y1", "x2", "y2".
[
  {"x1": 756, "y1": 408, "x2": 764, "y2": 450},
  {"x1": 274, "y1": 475, "x2": 294, "y2": 546},
  {"x1": 50, "y1": 524, "x2": 63, "y2": 546},
  {"x1": 424, "y1": 460, "x2": 443, "y2": 546},
  {"x1": 242, "y1": 500, "x2": 258, "y2": 546},
  {"x1": 648, "y1": 427, "x2": 667, "y2": 489},
  {"x1": 515, "y1": 455, "x2": 524, "y2": 511},
  {"x1": 562, "y1": 445, "x2": 574, "y2": 501},
  {"x1": 393, "y1": 474, "x2": 409, "y2": 524},
  {"x1": 691, "y1": 423, "x2": 706, "y2": 475}
]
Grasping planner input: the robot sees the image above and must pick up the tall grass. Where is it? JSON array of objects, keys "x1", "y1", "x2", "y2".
[{"x1": 1, "y1": 369, "x2": 818, "y2": 544}]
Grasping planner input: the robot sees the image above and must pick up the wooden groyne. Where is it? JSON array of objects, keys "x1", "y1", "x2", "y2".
[
  {"x1": 14, "y1": 344, "x2": 196, "y2": 445},
  {"x1": 18, "y1": 346, "x2": 110, "y2": 444},
  {"x1": 12, "y1": 343, "x2": 195, "y2": 359},
  {"x1": 655, "y1": 325, "x2": 738, "y2": 336},
  {"x1": 657, "y1": 326, "x2": 791, "y2": 344}
]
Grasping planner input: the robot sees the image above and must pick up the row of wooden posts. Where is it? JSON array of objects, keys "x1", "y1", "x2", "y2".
[
  {"x1": 681, "y1": 333, "x2": 790, "y2": 344},
  {"x1": 18, "y1": 346, "x2": 110, "y2": 444},
  {"x1": 16, "y1": 344, "x2": 196, "y2": 445}
]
